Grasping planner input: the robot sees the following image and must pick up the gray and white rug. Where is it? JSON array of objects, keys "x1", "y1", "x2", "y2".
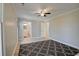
[{"x1": 19, "y1": 40, "x2": 79, "y2": 56}]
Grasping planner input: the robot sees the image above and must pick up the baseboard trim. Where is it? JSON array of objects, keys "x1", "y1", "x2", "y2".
[
  {"x1": 19, "y1": 37, "x2": 79, "y2": 49},
  {"x1": 20, "y1": 37, "x2": 50, "y2": 44},
  {"x1": 12, "y1": 40, "x2": 19, "y2": 56},
  {"x1": 31, "y1": 37, "x2": 42, "y2": 38},
  {"x1": 49, "y1": 37, "x2": 79, "y2": 49}
]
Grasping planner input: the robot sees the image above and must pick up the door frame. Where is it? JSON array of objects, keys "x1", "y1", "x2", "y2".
[
  {"x1": 23, "y1": 21, "x2": 32, "y2": 38},
  {"x1": 41, "y1": 22, "x2": 49, "y2": 38}
]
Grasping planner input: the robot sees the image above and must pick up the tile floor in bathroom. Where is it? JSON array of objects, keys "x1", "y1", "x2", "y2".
[{"x1": 19, "y1": 40, "x2": 79, "y2": 56}]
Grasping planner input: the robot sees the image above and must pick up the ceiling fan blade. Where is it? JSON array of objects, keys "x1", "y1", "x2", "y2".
[
  {"x1": 45, "y1": 13, "x2": 51, "y2": 14},
  {"x1": 44, "y1": 15, "x2": 46, "y2": 17}
]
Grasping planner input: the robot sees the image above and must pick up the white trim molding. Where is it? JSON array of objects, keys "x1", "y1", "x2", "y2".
[
  {"x1": 12, "y1": 39, "x2": 19, "y2": 56},
  {"x1": 48, "y1": 8, "x2": 79, "y2": 21},
  {"x1": 50, "y1": 37, "x2": 79, "y2": 49}
]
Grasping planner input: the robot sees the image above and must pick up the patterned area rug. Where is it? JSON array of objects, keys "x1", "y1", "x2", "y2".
[{"x1": 19, "y1": 40, "x2": 79, "y2": 56}]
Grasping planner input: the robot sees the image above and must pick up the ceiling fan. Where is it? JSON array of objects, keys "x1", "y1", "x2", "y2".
[
  {"x1": 35, "y1": 8, "x2": 51, "y2": 17},
  {"x1": 20, "y1": 3, "x2": 52, "y2": 17}
]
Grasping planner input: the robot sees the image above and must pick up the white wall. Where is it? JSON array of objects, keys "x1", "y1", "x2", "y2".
[
  {"x1": 0, "y1": 22, "x2": 2, "y2": 56},
  {"x1": 0, "y1": 3, "x2": 2, "y2": 21},
  {"x1": 18, "y1": 20, "x2": 50, "y2": 44},
  {"x1": 49, "y1": 9, "x2": 79, "y2": 49},
  {"x1": 32, "y1": 21, "x2": 41, "y2": 37},
  {"x1": 3, "y1": 4, "x2": 18, "y2": 56},
  {"x1": 18, "y1": 20, "x2": 41, "y2": 39},
  {"x1": 18, "y1": 20, "x2": 23, "y2": 41},
  {"x1": 0, "y1": 3, "x2": 2, "y2": 56}
]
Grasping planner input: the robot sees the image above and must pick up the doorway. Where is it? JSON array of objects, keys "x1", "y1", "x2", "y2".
[
  {"x1": 21, "y1": 22, "x2": 32, "y2": 44},
  {"x1": 41, "y1": 22, "x2": 49, "y2": 39}
]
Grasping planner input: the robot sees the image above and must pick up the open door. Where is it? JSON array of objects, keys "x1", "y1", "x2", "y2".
[
  {"x1": 23, "y1": 22, "x2": 32, "y2": 38},
  {"x1": 21, "y1": 22, "x2": 32, "y2": 44}
]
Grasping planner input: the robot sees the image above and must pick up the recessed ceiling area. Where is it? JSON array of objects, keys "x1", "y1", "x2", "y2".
[{"x1": 12, "y1": 3, "x2": 79, "y2": 21}]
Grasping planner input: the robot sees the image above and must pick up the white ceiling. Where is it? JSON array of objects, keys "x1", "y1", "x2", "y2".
[{"x1": 12, "y1": 3, "x2": 79, "y2": 21}]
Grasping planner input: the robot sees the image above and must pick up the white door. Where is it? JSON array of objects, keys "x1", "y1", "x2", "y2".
[{"x1": 41, "y1": 22, "x2": 49, "y2": 38}]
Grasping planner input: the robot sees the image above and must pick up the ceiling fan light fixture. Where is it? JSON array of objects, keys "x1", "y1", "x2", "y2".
[
  {"x1": 41, "y1": 13, "x2": 44, "y2": 16},
  {"x1": 35, "y1": 7, "x2": 53, "y2": 17}
]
